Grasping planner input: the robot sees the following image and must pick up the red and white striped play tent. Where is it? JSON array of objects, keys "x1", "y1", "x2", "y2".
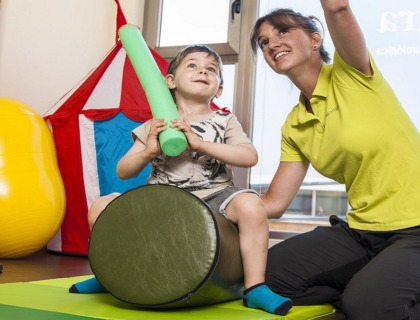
[
  {"x1": 44, "y1": 0, "x2": 224, "y2": 255},
  {"x1": 43, "y1": 0, "x2": 153, "y2": 254}
]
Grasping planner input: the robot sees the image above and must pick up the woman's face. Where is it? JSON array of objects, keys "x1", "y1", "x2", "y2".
[{"x1": 257, "y1": 21, "x2": 317, "y2": 75}]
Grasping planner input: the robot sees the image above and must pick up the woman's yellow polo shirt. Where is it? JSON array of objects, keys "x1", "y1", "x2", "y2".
[{"x1": 280, "y1": 52, "x2": 420, "y2": 231}]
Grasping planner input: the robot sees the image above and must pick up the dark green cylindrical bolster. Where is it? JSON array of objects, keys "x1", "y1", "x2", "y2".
[{"x1": 89, "y1": 185, "x2": 243, "y2": 308}]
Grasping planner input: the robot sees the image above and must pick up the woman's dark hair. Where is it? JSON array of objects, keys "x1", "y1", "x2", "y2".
[{"x1": 250, "y1": 8, "x2": 331, "y2": 63}]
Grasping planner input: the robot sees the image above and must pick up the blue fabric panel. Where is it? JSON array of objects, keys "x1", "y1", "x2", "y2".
[{"x1": 94, "y1": 112, "x2": 150, "y2": 196}]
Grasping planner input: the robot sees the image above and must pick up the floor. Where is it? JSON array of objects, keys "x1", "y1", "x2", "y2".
[
  {"x1": 0, "y1": 247, "x2": 346, "y2": 319},
  {"x1": 0, "y1": 248, "x2": 92, "y2": 284}
]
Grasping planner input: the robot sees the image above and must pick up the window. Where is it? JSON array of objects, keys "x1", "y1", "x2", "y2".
[
  {"x1": 143, "y1": 0, "x2": 242, "y2": 62},
  {"x1": 159, "y1": 0, "x2": 230, "y2": 46}
]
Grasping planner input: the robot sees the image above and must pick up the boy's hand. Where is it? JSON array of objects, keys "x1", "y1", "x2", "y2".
[
  {"x1": 146, "y1": 117, "x2": 166, "y2": 156},
  {"x1": 170, "y1": 118, "x2": 203, "y2": 151}
]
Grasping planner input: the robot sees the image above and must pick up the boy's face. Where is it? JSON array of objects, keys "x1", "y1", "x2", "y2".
[{"x1": 166, "y1": 52, "x2": 223, "y2": 102}]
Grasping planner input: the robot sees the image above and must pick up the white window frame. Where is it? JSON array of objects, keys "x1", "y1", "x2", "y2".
[{"x1": 143, "y1": 0, "x2": 242, "y2": 63}]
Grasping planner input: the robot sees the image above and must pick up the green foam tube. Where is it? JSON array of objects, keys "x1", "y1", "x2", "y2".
[{"x1": 118, "y1": 24, "x2": 187, "y2": 156}]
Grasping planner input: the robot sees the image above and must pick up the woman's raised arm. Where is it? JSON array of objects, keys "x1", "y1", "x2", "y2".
[{"x1": 320, "y1": 0, "x2": 371, "y2": 75}]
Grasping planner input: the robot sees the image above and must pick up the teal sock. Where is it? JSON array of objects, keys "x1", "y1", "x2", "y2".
[
  {"x1": 243, "y1": 283, "x2": 292, "y2": 315},
  {"x1": 69, "y1": 276, "x2": 106, "y2": 294}
]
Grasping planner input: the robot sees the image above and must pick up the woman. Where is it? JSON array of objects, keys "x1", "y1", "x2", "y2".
[{"x1": 250, "y1": 1, "x2": 420, "y2": 319}]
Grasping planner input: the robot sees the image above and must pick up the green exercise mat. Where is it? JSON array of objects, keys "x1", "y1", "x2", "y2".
[
  {"x1": 0, "y1": 276, "x2": 335, "y2": 319},
  {"x1": 0, "y1": 304, "x2": 100, "y2": 320}
]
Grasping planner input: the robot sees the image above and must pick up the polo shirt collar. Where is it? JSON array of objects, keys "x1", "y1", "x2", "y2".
[{"x1": 294, "y1": 63, "x2": 331, "y2": 125}]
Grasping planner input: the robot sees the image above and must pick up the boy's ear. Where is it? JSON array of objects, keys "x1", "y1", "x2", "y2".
[
  {"x1": 214, "y1": 85, "x2": 223, "y2": 99},
  {"x1": 165, "y1": 74, "x2": 176, "y2": 89}
]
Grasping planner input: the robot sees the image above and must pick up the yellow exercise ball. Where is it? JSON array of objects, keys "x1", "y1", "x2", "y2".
[{"x1": 0, "y1": 98, "x2": 66, "y2": 258}]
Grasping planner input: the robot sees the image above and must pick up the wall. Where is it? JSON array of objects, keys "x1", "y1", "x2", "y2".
[{"x1": 0, "y1": 0, "x2": 144, "y2": 115}]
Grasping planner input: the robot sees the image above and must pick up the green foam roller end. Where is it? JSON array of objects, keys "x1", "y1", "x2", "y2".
[{"x1": 161, "y1": 136, "x2": 188, "y2": 157}]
